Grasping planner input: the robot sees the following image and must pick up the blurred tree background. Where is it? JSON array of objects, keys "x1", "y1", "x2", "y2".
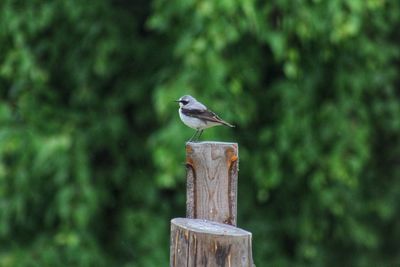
[{"x1": 0, "y1": 0, "x2": 399, "y2": 266}]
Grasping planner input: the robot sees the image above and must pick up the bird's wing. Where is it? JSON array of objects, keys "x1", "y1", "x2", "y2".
[{"x1": 181, "y1": 108, "x2": 234, "y2": 127}]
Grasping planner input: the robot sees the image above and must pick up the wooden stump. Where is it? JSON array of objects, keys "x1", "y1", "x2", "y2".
[
  {"x1": 186, "y1": 142, "x2": 238, "y2": 226},
  {"x1": 170, "y1": 218, "x2": 253, "y2": 267}
]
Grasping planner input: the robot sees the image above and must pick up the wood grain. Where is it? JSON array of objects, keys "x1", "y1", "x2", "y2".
[
  {"x1": 170, "y1": 218, "x2": 253, "y2": 267},
  {"x1": 186, "y1": 142, "x2": 238, "y2": 226}
]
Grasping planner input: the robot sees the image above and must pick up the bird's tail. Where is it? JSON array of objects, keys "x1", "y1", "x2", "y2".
[{"x1": 221, "y1": 120, "x2": 235, "y2": 128}]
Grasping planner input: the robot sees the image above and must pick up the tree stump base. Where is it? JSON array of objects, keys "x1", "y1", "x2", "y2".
[{"x1": 170, "y1": 218, "x2": 253, "y2": 267}]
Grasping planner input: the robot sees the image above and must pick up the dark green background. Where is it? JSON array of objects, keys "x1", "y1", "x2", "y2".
[{"x1": 1, "y1": 0, "x2": 399, "y2": 266}]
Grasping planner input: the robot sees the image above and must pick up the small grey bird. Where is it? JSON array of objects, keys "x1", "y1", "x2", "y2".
[{"x1": 175, "y1": 95, "x2": 234, "y2": 142}]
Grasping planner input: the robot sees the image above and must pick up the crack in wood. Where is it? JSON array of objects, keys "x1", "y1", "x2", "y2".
[
  {"x1": 186, "y1": 162, "x2": 197, "y2": 218},
  {"x1": 215, "y1": 242, "x2": 232, "y2": 267}
]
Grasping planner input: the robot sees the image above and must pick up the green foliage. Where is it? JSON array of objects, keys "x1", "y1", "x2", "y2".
[{"x1": 1, "y1": 0, "x2": 399, "y2": 266}]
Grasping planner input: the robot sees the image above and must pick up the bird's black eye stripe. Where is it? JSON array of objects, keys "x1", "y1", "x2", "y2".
[{"x1": 180, "y1": 100, "x2": 189, "y2": 105}]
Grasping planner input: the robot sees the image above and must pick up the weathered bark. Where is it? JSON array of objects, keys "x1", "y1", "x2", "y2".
[
  {"x1": 170, "y1": 218, "x2": 253, "y2": 267},
  {"x1": 186, "y1": 142, "x2": 238, "y2": 226}
]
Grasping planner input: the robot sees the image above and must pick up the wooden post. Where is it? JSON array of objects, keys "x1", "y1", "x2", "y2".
[
  {"x1": 170, "y1": 218, "x2": 253, "y2": 267},
  {"x1": 185, "y1": 142, "x2": 238, "y2": 226},
  {"x1": 169, "y1": 141, "x2": 254, "y2": 266}
]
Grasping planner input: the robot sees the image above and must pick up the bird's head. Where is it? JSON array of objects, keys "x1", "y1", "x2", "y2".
[{"x1": 175, "y1": 95, "x2": 195, "y2": 108}]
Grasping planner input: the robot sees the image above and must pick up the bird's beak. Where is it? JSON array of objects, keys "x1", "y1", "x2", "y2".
[{"x1": 174, "y1": 100, "x2": 180, "y2": 102}]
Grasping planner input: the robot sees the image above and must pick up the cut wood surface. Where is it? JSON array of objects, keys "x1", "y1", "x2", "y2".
[
  {"x1": 170, "y1": 218, "x2": 253, "y2": 267},
  {"x1": 186, "y1": 142, "x2": 238, "y2": 226}
]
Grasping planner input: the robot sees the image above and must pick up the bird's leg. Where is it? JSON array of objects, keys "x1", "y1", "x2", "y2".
[
  {"x1": 196, "y1": 129, "x2": 204, "y2": 141},
  {"x1": 188, "y1": 130, "x2": 199, "y2": 142}
]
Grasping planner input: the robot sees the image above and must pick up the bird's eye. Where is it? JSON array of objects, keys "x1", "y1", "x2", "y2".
[{"x1": 181, "y1": 100, "x2": 189, "y2": 105}]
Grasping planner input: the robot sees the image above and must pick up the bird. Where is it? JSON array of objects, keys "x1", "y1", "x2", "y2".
[{"x1": 175, "y1": 95, "x2": 234, "y2": 142}]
